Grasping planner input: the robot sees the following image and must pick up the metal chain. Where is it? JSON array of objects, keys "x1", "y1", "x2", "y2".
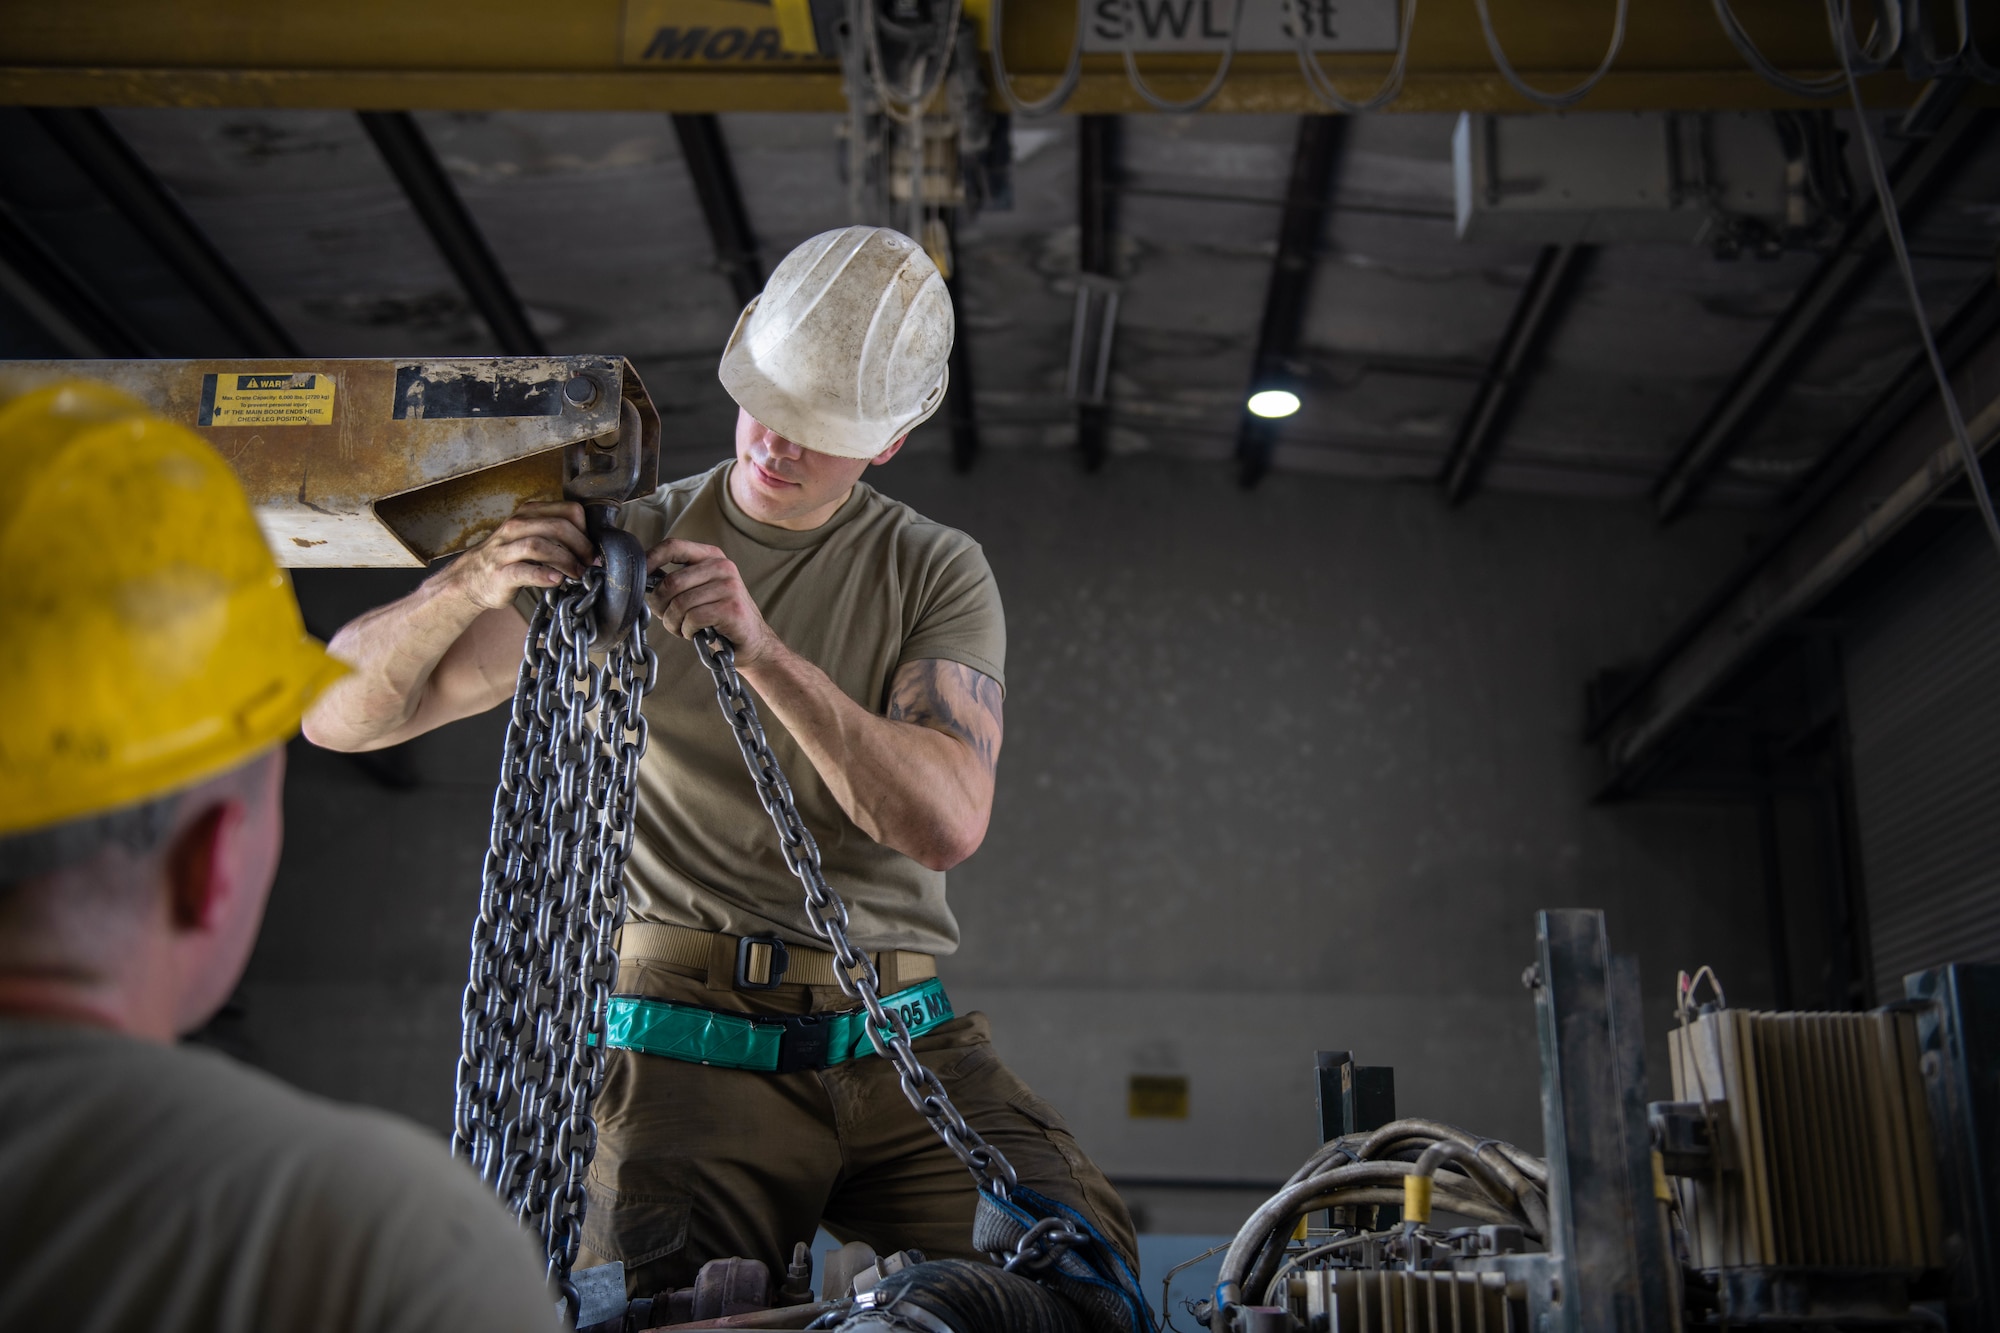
[
  {"x1": 452, "y1": 569, "x2": 657, "y2": 1306},
  {"x1": 691, "y1": 626, "x2": 1018, "y2": 1200},
  {"x1": 1003, "y1": 1216, "x2": 1087, "y2": 1275}
]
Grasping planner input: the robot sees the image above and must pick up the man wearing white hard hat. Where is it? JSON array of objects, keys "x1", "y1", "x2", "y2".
[{"x1": 306, "y1": 227, "x2": 1137, "y2": 1300}]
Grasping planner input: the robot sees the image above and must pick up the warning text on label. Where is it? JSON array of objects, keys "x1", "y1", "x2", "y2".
[{"x1": 199, "y1": 373, "x2": 337, "y2": 428}]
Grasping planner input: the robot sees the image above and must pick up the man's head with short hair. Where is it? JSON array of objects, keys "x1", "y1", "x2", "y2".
[
  {"x1": 0, "y1": 748, "x2": 286, "y2": 1042},
  {"x1": 0, "y1": 380, "x2": 337, "y2": 1042}
]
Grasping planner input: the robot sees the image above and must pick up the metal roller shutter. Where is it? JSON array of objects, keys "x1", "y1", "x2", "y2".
[{"x1": 1844, "y1": 522, "x2": 2000, "y2": 995}]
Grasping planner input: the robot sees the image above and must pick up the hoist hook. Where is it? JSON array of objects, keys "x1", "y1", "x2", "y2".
[{"x1": 564, "y1": 388, "x2": 650, "y2": 647}]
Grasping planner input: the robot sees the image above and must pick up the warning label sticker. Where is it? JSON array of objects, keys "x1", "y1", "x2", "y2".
[{"x1": 198, "y1": 372, "x2": 336, "y2": 427}]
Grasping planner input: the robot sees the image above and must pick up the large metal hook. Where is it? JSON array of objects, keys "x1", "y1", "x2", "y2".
[{"x1": 565, "y1": 389, "x2": 650, "y2": 647}]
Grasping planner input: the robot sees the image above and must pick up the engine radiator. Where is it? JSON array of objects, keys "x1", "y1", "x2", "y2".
[{"x1": 1667, "y1": 1008, "x2": 1943, "y2": 1270}]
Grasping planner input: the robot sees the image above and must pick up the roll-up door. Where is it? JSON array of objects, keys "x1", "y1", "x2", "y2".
[{"x1": 1844, "y1": 522, "x2": 2000, "y2": 994}]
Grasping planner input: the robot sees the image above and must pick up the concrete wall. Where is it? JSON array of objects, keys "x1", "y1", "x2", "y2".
[{"x1": 245, "y1": 447, "x2": 1775, "y2": 1235}]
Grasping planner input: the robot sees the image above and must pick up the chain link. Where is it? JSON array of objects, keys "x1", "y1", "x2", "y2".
[
  {"x1": 453, "y1": 570, "x2": 657, "y2": 1305},
  {"x1": 1003, "y1": 1216, "x2": 1087, "y2": 1275},
  {"x1": 691, "y1": 626, "x2": 1017, "y2": 1199}
]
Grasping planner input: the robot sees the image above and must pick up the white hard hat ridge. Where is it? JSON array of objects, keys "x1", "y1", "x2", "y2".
[{"x1": 719, "y1": 225, "x2": 954, "y2": 460}]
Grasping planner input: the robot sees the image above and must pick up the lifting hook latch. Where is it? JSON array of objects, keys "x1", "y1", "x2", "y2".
[{"x1": 564, "y1": 386, "x2": 649, "y2": 647}]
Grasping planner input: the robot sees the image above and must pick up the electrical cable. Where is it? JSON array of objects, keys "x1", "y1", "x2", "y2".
[
  {"x1": 1157, "y1": 1240, "x2": 1232, "y2": 1333},
  {"x1": 1258, "y1": 1235, "x2": 1374, "y2": 1307},
  {"x1": 1902, "y1": 0, "x2": 1971, "y2": 81},
  {"x1": 1825, "y1": 0, "x2": 1905, "y2": 74},
  {"x1": 1710, "y1": 0, "x2": 1844, "y2": 96},
  {"x1": 1469, "y1": 0, "x2": 1630, "y2": 110},
  {"x1": 986, "y1": 0, "x2": 1086, "y2": 116},
  {"x1": 1117, "y1": 0, "x2": 1248, "y2": 114},
  {"x1": 1711, "y1": 0, "x2": 1902, "y2": 98},
  {"x1": 1289, "y1": 0, "x2": 1420, "y2": 113},
  {"x1": 1220, "y1": 1143, "x2": 1546, "y2": 1313},
  {"x1": 1217, "y1": 1121, "x2": 1547, "y2": 1324},
  {"x1": 1829, "y1": 0, "x2": 2000, "y2": 563},
  {"x1": 1226, "y1": 1181, "x2": 1524, "y2": 1313},
  {"x1": 859, "y1": 0, "x2": 966, "y2": 125},
  {"x1": 1409, "y1": 1139, "x2": 1539, "y2": 1230},
  {"x1": 1240, "y1": 1177, "x2": 1528, "y2": 1301}
]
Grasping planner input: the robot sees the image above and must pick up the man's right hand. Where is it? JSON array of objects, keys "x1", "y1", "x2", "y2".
[
  {"x1": 435, "y1": 500, "x2": 595, "y2": 611},
  {"x1": 302, "y1": 500, "x2": 593, "y2": 752}
]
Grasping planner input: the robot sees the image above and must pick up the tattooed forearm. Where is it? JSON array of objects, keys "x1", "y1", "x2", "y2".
[{"x1": 885, "y1": 659, "x2": 1004, "y2": 775}]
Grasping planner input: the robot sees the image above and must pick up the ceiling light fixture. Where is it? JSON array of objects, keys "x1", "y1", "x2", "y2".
[{"x1": 1247, "y1": 389, "x2": 1301, "y2": 419}]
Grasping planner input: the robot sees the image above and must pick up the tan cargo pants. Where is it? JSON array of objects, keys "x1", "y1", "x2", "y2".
[{"x1": 576, "y1": 956, "x2": 1136, "y2": 1300}]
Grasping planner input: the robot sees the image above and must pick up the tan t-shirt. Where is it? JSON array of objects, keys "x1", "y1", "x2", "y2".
[
  {"x1": 0, "y1": 1018, "x2": 560, "y2": 1333},
  {"x1": 522, "y1": 462, "x2": 1004, "y2": 957}
]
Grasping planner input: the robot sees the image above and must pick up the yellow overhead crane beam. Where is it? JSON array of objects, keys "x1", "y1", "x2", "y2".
[
  {"x1": 0, "y1": 358, "x2": 661, "y2": 567},
  {"x1": 0, "y1": 0, "x2": 1958, "y2": 114}
]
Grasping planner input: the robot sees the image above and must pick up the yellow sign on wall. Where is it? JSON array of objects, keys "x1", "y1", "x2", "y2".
[
  {"x1": 1128, "y1": 1073, "x2": 1190, "y2": 1120},
  {"x1": 621, "y1": 0, "x2": 828, "y2": 65},
  {"x1": 198, "y1": 372, "x2": 336, "y2": 427}
]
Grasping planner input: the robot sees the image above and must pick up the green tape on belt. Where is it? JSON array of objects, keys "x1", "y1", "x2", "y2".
[{"x1": 601, "y1": 977, "x2": 955, "y2": 1072}]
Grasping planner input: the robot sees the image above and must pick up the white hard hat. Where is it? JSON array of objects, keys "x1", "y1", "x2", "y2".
[{"x1": 719, "y1": 226, "x2": 954, "y2": 461}]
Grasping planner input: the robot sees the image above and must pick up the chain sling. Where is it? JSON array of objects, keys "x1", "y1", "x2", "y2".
[
  {"x1": 452, "y1": 567, "x2": 1020, "y2": 1313},
  {"x1": 452, "y1": 570, "x2": 655, "y2": 1307}
]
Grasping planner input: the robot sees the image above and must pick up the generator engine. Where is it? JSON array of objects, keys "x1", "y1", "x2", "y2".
[{"x1": 1200, "y1": 912, "x2": 1998, "y2": 1333}]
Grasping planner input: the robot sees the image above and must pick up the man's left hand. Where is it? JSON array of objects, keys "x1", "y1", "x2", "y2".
[{"x1": 646, "y1": 538, "x2": 782, "y2": 668}]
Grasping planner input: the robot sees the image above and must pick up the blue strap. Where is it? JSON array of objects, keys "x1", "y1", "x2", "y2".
[{"x1": 975, "y1": 1185, "x2": 1156, "y2": 1333}]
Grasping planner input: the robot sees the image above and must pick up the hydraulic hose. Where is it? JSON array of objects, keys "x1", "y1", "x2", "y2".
[
  {"x1": 1219, "y1": 1121, "x2": 1550, "y2": 1321},
  {"x1": 1408, "y1": 1141, "x2": 1518, "y2": 1216},
  {"x1": 1350, "y1": 1119, "x2": 1549, "y2": 1238},
  {"x1": 833, "y1": 1259, "x2": 1085, "y2": 1333},
  {"x1": 1240, "y1": 1181, "x2": 1524, "y2": 1303},
  {"x1": 1220, "y1": 1161, "x2": 1527, "y2": 1301}
]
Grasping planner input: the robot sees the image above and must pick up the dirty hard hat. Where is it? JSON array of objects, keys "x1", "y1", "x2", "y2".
[
  {"x1": 719, "y1": 225, "x2": 953, "y2": 460},
  {"x1": 0, "y1": 381, "x2": 346, "y2": 838}
]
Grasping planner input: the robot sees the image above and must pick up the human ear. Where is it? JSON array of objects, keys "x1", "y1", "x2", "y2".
[
  {"x1": 871, "y1": 436, "x2": 908, "y2": 466},
  {"x1": 163, "y1": 802, "x2": 245, "y2": 933}
]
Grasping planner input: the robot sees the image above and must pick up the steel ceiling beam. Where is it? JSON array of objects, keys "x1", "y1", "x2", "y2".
[
  {"x1": 1237, "y1": 114, "x2": 1344, "y2": 489},
  {"x1": 358, "y1": 110, "x2": 544, "y2": 357},
  {"x1": 0, "y1": 197, "x2": 155, "y2": 358},
  {"x1": 1651, "y1": 107, "x2": 1994, "y2": 522},
  {"x1": 30, "y1": 107, "x2": 299, "y2": 357},
  {"x1": 943, "y1": 210, "x2": 978, "y2": 473},
  {"x1": 1439, "y1": 242, "x2": 1592, "y2": 505},
  {"x1": 1593, "y1": 285, "x2": 2000, "y2": 798},
  {"x1": 1077, "y1": 114, "x2": 1117, "y2": 473},
  {"x1": 670, "y1": 113, "x2": 764, "y2": 309}
]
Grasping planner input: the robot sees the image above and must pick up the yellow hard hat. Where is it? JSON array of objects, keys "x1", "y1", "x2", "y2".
[{"x1": 0, "y1": 381, "x2": 346, "y2": 837}]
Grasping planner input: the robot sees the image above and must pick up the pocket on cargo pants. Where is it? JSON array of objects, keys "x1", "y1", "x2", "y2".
[{"x1": 580, "y1": 1178, "x2": 693, "y2": 1269}]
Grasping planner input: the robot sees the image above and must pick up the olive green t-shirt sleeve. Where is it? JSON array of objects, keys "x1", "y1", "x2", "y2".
[{"x1": 896, "y1": 540, "x2": 1006, "y2": 691}]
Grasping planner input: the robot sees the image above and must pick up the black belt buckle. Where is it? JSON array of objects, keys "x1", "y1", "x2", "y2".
[
  {"x1": 773, "y1": 1014, "x2": 831, "y2": 1074},
  {"x1": 735, "y1": 933, "x2": 790, "y2": 990}
]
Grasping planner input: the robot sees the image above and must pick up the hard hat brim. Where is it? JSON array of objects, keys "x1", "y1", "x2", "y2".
[
  {"x1": 719, "y1": 295, "x2": 950, "y2": 460},
  {"x1": 0, "y1": 631, "x2": 347, "y2": 840}
]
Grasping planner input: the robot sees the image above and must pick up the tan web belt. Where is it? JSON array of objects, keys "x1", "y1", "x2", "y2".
[{"x1": 614, "y1": 922, "x2": 937, "y2": 994}]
